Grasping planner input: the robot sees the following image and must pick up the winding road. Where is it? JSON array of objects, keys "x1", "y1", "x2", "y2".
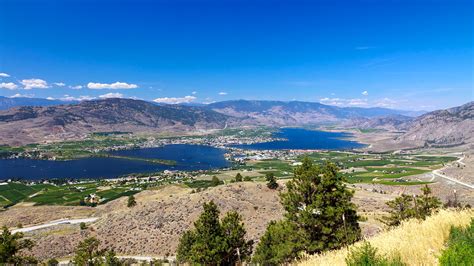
[
  {"x1": 12, "y1": 217, "x2": 99, "y2": 234},
  {"x1": 431, "y1": 156, "x2": 473, "y2": 189}
]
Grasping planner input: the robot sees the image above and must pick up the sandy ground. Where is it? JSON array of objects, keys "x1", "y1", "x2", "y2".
[{"x1": 0, "y1": 181, "x2": 395, "y2": 261}]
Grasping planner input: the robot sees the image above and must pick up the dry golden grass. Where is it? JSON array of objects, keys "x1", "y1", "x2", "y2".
[{"x1": 297, "y1": 209, "x2": 473, "y2": 266}]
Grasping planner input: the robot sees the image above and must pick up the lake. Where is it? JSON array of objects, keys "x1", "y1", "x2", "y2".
[
  {"x1": 0, "y1": 144, "x2": 230, "y2": 180},
  {"x1": 233, "y1": 128, "x2": 365, "y2": 150},
  {"x1": 0, "y1": 128, "x2": 364, "y2": 179}
]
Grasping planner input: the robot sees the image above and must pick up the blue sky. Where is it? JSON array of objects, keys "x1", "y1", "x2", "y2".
[{"x1": 0, "y1": 0, "x2": 472, "y2": 110}]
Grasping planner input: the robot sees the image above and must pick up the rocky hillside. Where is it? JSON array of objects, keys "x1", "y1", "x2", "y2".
[
  {"x1": 207, "y1": 100, "x2": 421, "y2": 126},
  {"x1": 343, "y1": 115, "x2": 414, "y2": 131},
  {"x1": 0, "y1": 98, "x2": 232, "y2": 145},
  {"x1": 395, "y1": 101, "x2": 474, "y2": 147}
]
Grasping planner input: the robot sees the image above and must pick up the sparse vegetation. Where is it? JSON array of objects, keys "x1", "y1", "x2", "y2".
[{"x1": 382, "y1": 185, "x2": 441, "y2": 226}]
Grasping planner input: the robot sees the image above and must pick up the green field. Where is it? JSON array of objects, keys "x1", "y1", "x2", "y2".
[
  {"x1": 241, "y1": 151, "x2": 456, "y2": 185},
  {"x1": 0, "y1": 181, "x2": 141, "y2": 207}
]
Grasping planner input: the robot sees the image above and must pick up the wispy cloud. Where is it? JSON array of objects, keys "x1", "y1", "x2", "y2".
[
  {"x1": 54, "y1": 82, "x2": 66, "y2": 87},
  {"x1": 218, "y1": 92, "x2": 228, "y2": 96},
  {"x1": 192, "y1": 91, "x2": 197, "y2": 95},
  {"x1": 0, "y1": 73, "x2": 10, "y2": 78},
  {"x1": 70, "y1": 85, "x2": 83, "y2": 90},
  {"x1": 99, "y1": 92, "x2": 124, "y2": 99},
  {"x1": 319, "y1": 97, "x2": 368, "y2": 107},
  {"x1": 153, "y1": 95, "x2": 196, "y2": 104},
  {"x1": 60, "y1": 95, "x2": 95, "y2": 101},
  {"x1": 21, "y1": 78, "x2": 49, "y2": 90},
  {"x1": 320, "y1": 96, "x2": 399, "y2": 108},
  {"x1": 0, "y1": 82, "x2": 18, "y2": 90},
  {"x1": 87, "y1": 82, "x2": 138, "y2": 90},
  {"x1": 362, "y1": 90, "x2": 368, "y2": 96},
  {"x1": 10, "y1": 93, "x2": 34, "y2": 98}
]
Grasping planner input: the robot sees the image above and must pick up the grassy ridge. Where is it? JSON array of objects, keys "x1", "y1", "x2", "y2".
[{"x1": 298, "y1": 209, "x2": 474, "y2": 266}]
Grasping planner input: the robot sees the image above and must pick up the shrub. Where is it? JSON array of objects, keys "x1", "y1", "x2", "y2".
[
  {"x1": 265, "y1": 172, "x2": 278, "y2": 189},
  {"x1": 79, "y1": 222, "x2": 87, "y2": 230},
  {"x1": 235, "y1": 173, "x2": 243, "y2": 182},
  {"x1": 346, "y1": 242, "x2": 405, "y2": 266},
  {"x1": 439, "y1": 219, "x2": 474, "y2": 265}
]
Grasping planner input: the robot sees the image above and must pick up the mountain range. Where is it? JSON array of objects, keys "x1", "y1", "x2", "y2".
[{"x1": 0, "y1": 97, "x2": 471, "y2": 149}]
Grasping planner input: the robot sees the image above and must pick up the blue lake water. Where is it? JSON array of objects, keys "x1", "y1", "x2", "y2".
[
  {"x1": 0, "y1": 144, "x2": 230, "y2": 180},
  {"x1": 0, "y1": 128, "x2": 364, "y2": 179},
  {"x1": 234, "y1": 128, "x2": 365, "y2": 150}
]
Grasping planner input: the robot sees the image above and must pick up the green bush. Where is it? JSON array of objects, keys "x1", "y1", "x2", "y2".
[
  {"x1": 439, "y1": 219, "x2": 474, "y2": 265},
  {"x1": 346, "y1": 242, "x2": 405, "y2": 266}
]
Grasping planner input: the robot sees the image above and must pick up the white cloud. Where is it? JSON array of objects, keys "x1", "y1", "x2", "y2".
[
  {"x1": 0, "y1": 82, "x2": 18, "y2": 90},
  {"x1": 218, "y1": 92, "x2": 227, "y2": 96},
  {"x1": 87, "y1": 82, "x2": 138, "y2": 90},
  {"x1": 362, "y1": 90, "x2": 368, "y2": 96},
  {"x1": 70, "y1": 85, "x2": 83, "y2": 90},
  {"x1": 60, "y1": 95, "x2": 95, "y2": 101},
  {"x1": 46, "y1": 97, "x2": 56, "y2": 100},
  {"x1": 21, "y1": 78, "x2": 49, "y2": 90},
  {"x1": 99, "y1": 92, "x2": 124, "y2": 99},
  {"x1": 0, "y1": 73, "x2": 10, "y2": 78},
  {"x1": 320, "y1": 97, "x2": 368, "y2": 107},
  {"x1": 54, "y1": 82, "x2": 66, "y2": 87},
  {"x1": 10, "y1": 93, "x2": 34, "y2": 98},
  {"x1": 192, "y1": 91, "x2": 197, "y2": 95},
  {"x1": 320, "y1": 97, "x2": 400, "y2": 108},
  {"x1": 153, "y1": 95, "x2": 196, "y2": 104},
  {"x1": 374, "y1": 97, "x2": 398, "y2": 108}
]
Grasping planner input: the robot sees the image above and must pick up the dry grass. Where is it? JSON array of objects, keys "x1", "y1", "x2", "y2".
[{"x1": 297, "y1": 209, "x2": 474, "y2": 266}]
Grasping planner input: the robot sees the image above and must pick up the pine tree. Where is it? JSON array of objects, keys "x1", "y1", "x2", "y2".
[
  {"x1": 280, "y1": 158, "x2": 361, "y2": 253},
  {"x1": 382, "y1": 194, "x2": 415, "y2": 226},
  {"x1": 253, "y1": 220, "x2": 307, "y2": 265},
  {"x1": 73, "y1": 237, "x2": 105, "y2": 266},
  {"x1": 0, "y1": 226, "x2": 35, "y2": 264},
  {"x1": 176, "y1": 201, "x2": 253, "y2": 265},
  {"x1": 265, "y1": 172, "x2": 278, "y2": 189},
  {"x1": 416, "y1": 185, "x2": 442, "y2": 219}
]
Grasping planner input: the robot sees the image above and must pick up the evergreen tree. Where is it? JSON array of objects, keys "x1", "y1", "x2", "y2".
[
  {"x1": 127, "y1": 195, "x2": 137, "y2": 208},
  {"x1": 104, "y1": 249, "x2": 121, "y2": 266},
  {"x1": 176, "y1": 201, "x2": 253, "y2": 265},
  {"x1": 416, "y1": 185, "x2": 442, "y2": 219},
  {"x1": 253, "y1": 220, "x2": 307, "y2": 265},
  {"x1": 382, "y1": 194, "x2": 415, "y2": 226},
  {"x1": 280, "y1": 158, "x2": 361, "y2": 253},
  {"x1": 221, "y1": 211, "x2": 253, "y2": 264},
  {"x1": 255, "y1": 158, "x2": 361, "y2": 264},
  {"x1": 265, "y1": 172, "x2": 278, "y2": 189},
  {"x1": 382, "y1": 185, "x2": 441, "y2": 226},
  {"x1": 73, "y1": 237, "x2": 105, "y2": 266},
  {"x1": 0, "y1": 226, "x2": 35, "y2": 264},
  {"x1": 235, "y1": 173, "x2": 243, "y2": 182}
]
